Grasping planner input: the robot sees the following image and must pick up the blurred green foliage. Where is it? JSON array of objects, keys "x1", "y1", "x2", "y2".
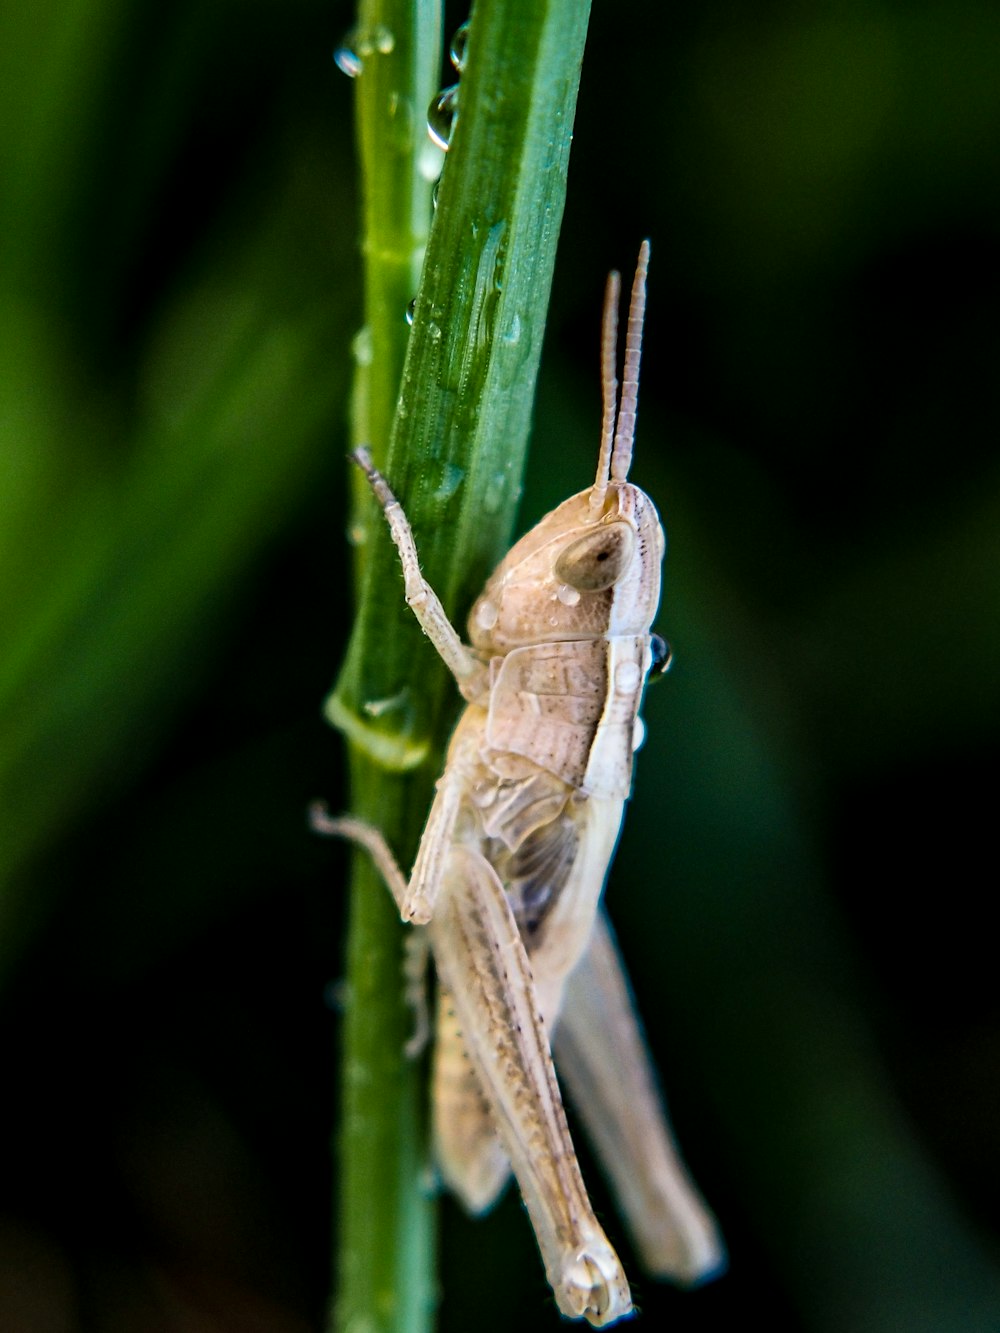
[{"x1": 1, "y1": 1, "x2": 998, "y2": 1331}]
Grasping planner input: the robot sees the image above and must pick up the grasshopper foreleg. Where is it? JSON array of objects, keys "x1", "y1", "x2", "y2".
[{"x1": 352, "y1": 447, "x2": 488, "y2": 704}]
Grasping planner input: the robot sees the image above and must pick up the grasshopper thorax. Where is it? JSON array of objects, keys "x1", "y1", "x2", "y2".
[{"x1": 469, "y1": 242, "x2": 663, "y2": 655}]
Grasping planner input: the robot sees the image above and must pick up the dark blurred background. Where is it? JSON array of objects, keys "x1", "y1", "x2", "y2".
[{"x1": 1, "y1": 1, "x2": 998, "y2": 1329}]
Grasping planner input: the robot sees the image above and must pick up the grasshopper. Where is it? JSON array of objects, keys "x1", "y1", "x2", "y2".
[{"x1": 315, "y1": 243, "x2": 724, "y2": 1325}]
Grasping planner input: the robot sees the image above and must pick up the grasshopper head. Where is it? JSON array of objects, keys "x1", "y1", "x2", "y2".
[{"x1": 469, "y1": 242, "x2": 663, "y2": 653}]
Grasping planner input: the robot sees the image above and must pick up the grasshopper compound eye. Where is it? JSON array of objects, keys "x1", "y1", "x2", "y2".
[{"x1": 554, "y1": 522, "x2": 636, "y2": 591}]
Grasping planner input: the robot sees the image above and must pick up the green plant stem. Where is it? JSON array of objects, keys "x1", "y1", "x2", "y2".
[
  {"x1": 331, "y1": 5, "x2": 441, "y2": 1332},
  {"x1": 328, "y1": 1, "x2": 592, "y2": 1329}
]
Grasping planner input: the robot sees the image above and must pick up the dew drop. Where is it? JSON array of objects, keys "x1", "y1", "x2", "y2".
[
  {"x1": 333, "y1": 39, "x2": 362, "y2": 78},
  {"x1": 502, "y1": 312, "x2": 522, "y2": 346},
  {"x1": 632, "y1": 716, "x2": 646, "y2": 752},
  {"x1": 476, "y1": 600, "x2": 499, "y2": 631},
  {"x1": 334, "y1": 24, "x2": 394, "y2": 76},
  {"x1": 347, "y1": 521, "x2": 367, "y2": 547},
  {"x1": 449, "y1": 21, "x2": 470, "y2": 72},
  {"x1": 386, "y1": 91, "x2": 415, "y2": 151},
  {"x1": 650, "y1": 633, "x2": 673, "y2": 675},
  {"x1": 427, "y1": 85, "x2": 459, "y2": 150},
  {"x1": 405, "y1": 297, "x2": 417, "y2": 326},
  {"x1": 432, "y1": 178, "x2": 441, "y2": 210},
  {"x1": 428, "y1": 321, "x2": 442, "y2": 342},
  {"x1": 362, "y1": 690, "x2": 409, "y2": 718},
  {"x1": 482, "y1": 471, "x2": 506, "y2": 515},
  {"x1": 435, "y1": 462, "x2": 464, "y2": 502},
  {"x1": 351, "y1": 325, "x2": 373, "y2": 366},
  {"x1": 419, "y1": 138, "x2": 445, "y2": 181},
  {"x1": 556, "y1": 584, "x2": 581, "y2": 607}
]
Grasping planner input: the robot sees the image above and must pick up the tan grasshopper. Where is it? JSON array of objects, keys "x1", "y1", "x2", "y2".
[{"x1": 315, "y1": 243, "x2": 724, "y2": 1325}]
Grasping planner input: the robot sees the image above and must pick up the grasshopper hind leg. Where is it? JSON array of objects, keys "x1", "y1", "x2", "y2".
[
  {"x1": 554, "y1": 911, "x2": 726, "y2": 1286},
  {"x1": 430, "y1": 844, "x2": 632, "y2": 1326}
]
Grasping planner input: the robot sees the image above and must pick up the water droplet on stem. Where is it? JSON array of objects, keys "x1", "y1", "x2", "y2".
[
  {"x1": 449, "y1": 21, "x2": 470, "y2": 72},
  {"x1": 434, "y1": 463, "x2": 464, "y2": 502},
  {"x1": 333, "y1": 41, "x2": 362, "y2": 78},
  {"x1": 372, "y1": 25, "x2": 395, "y2": 54},
  {"x1": 482, "y1": 471, "x2": 507, "y2": 515},
  {"x1": 351, "y1": 326, "x2": 373, "y2": 366},
  {"x1": 427, "y1": 85, "x2": 459, "y2": 150},
  {"x1": 333, "y1": 24, "x2": 395, "y2": 77}
]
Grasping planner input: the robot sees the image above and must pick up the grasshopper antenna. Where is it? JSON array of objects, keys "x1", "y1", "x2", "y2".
[
  {"x1": 590, "y1": 268, "x2": 622, "y2": 513},
  {"x1": 609, "y1": 239, "x2": 650, "y2": 484}
]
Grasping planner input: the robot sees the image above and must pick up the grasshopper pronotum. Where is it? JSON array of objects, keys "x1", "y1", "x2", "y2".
[{"x1": 315, "y1": 243, "x2": 724, "y2": 1325}]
